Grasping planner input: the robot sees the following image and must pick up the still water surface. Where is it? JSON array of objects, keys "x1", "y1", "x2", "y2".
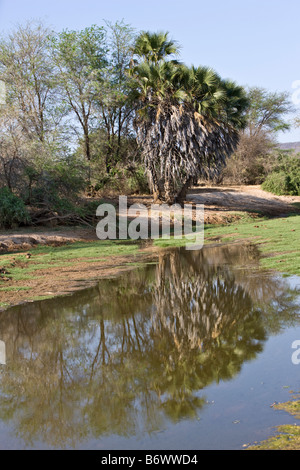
[{"x1": 0, "y1": 244, "x2": 300, "y2": 450}]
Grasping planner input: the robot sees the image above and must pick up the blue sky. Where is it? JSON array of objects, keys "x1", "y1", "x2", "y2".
[{"x1": 0, "y1": 0, "x2": 299, "y2": 142}]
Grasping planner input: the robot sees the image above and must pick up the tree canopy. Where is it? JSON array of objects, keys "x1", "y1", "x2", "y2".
[
  {"x1": 130, "y1": 32, "x2": 249, "y2": 202},
  {"x1": 0, "y1": 20, "x2": 295, "y2": 225}
]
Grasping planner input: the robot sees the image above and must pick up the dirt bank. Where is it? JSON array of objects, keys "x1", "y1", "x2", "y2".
[
  {"x1": 0, "y1": 241, "x2": 159, "y2": 310},
  {"x1": 1, "y1": 185, "x2": 299, "y2": 252},
  {"x1": 0, "y1": 184, "x2": 299, "y2": 310},
  {"x1": 0, "y1": 227, "x2": 98, "y2": 253},
  {"x1": 186, "y1": 184, "x2": 300, "y2": 221}
]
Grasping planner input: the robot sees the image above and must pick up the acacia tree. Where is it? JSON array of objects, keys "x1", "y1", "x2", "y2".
[
  {"x1": 246, "y1": 87, "x2": 293, "y2": 137},
  {"x1": 0, "y1": 21, "x2": 59, "y2": 144},
  {"x1": 222, "y1": 87, "x2": 294, "y2": 185},
  {"x1": 131, "y1": 32, "x2": 249, "y2": 203},
  {"x1": 51, "y1": 26, "x2": 108, "y2": 182},
  {"x1": 96, "y1": 20, "x2": 137, "y2": 173},
  {"x1": 0, "y1": 104, "x2": 26, "y2": 191},
  {"x1": 0, "y1": 22, "x2": 70, "y2": 200}
]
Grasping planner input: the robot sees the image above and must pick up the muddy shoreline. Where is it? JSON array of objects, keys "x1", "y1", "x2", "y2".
[{"x1": 0, "y1": 240, "x2": 162, "y2": 311}]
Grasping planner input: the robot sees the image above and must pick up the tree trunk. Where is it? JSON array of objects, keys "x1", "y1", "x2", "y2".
[
  {"x1": 83, "y1": 127, "x2": 91, "y2": 183},
  {"x1": 176, "y1": 176, "x2": 194, "y2": 205},
  {"x1": 148, "y1": 165, "x2": 163, "y2": 203}
]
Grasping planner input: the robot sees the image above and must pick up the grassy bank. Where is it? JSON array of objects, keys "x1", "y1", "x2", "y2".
[
  {"x1": 154, "y1": 213, "x2": 300, "y2": 276},
  {"x1": 0, "y1": 239, "x2": 148, "y2": 308},
  {"x1": 206, "y1": 213, "x2": 300, "y2": 276},
  {"x1": 248, "y1": 399, "x2": 300, "y2": 450},
  {"x1": 1, "y1": 213, "x2": 300, "y2": 306}
]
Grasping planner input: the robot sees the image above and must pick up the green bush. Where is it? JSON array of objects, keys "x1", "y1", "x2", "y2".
[
  {"x1": 262, "y1": 155, "x2": 300, "y2": 196},
  {"x1": 125, "y1": 167, "x2": 149, "y2": 194},
  {"x1": 262, "y1": 172, "x2": 293, "y2": 195},
  {"x1": 0, "y1": 187, "x2": 31, "y2": 229},
  {"x1": 93, "y1": 165, "x2": 149, "y2": 195},
  {"x1": 23, "y1": 156, "x2": 87, "y2": 206}
]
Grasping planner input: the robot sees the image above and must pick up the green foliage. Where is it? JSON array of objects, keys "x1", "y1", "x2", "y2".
[
  {"x1": 124, "y1": 166, "x2": 149, "y2": 194},
  {"x1": 246, "y1": 87, "x2": 293, "y2": 136},
  {"x1": 93, "y1": 165, "x2": 149, "y2": 195},
  {"x1": 0, "y1": 187, "x2": 30, "y2": 229},
  {"x1": 0, "y1": 21, "x2": 295, "y2": 217},
  {"x1": 131, "y1": 31, "x2": 249, "y2": 202},
  {"x1": 262, "y1": 154, "x2": 300, "y2": 196},
  {"x1": 221, "y1": 87, "x2": 294, "y2": 186},
  {"x1": 51, "y1": 25, "x2": 108, "y2": 77},
  {"x1": 262, "y1": 171, "x2": 293, "y2": 195},
  {"x1": 23, "y1": 154, "x2": 87, "y2": 208},
  {"x1": 133, "y1": 31, "x2": 179, "y2": 65}
]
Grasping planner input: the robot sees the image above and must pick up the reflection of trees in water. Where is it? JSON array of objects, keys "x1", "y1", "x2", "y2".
[
  {"x1": 148, "y1": 249, "x2": 265, "y2": 421},
  {"x1": 0, "y1": 245, "x2": 299, "y2": 448}
]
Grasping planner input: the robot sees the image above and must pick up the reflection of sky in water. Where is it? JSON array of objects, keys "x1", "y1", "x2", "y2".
[
  {"x1": 0, "y1": 81, "x2": 5, "y2": 105},
  {"x1": 0, "y1": 341, "x2": 5, "y2": 365},
  {"x1": 284, "y1": 275, "x2": 300, "y2": 291},
  {"x1": 0, "y1": 245, "x2": 299, "y2": 449}
]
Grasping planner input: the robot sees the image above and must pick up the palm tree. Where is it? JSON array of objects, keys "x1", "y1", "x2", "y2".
[
  {"x1": 131, "y1": 32, "x2": 249, "y2": 204},
  {"x1": 132, "y1": 31, "x2": 179, "y2": 65}
]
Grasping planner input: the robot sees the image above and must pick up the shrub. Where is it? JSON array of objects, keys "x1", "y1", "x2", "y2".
[
  {"x1": 0, "y1": 187, "x2": 31, "y2": 229},
  {"x1": 221, "y1": 132, "x2": 275, "y2": 185},
  {"x1": 262, "y1": 172, "x2": 293, "y2": 195},
  {"x1": 124, "y1": 166, "x2": 149, "y2": 194},
  {"x1": 24, "y1": 156, "x2": 87, "y2": 206},
  {"x1": 262, "y1": 155, "x2": 300, "y2": 196},
  {"x1": 92, "y1": 165, "x2": 150, "y2": 196}
]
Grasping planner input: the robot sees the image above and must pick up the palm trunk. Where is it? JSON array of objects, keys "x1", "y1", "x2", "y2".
[{"x1": 148, "y1": 165, "x2": 163, "y2": 203}]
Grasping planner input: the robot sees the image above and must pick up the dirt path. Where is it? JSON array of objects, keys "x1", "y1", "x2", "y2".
[{"x1": 186, "y1": 185, "x2": 300, "y2": 223}]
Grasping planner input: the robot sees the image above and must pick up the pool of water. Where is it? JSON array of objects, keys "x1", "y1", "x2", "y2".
[{"x1": 0, "y1": 243, "x2": 300, "y2": 450}]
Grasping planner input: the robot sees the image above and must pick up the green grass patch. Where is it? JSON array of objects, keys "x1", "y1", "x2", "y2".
[
  {"x1": 0, "y1": 286, "x2": 32, "y2": 292},
  {"x1": 30, "y1": 239, "x2": 139, "y2": 261},
  {"x1": 275, "y1": 400, "x2": 300, "y2": 419},
  {"x1": 0, "y1": 239, "x2": 141, "y2": 285},
  {"x1": 0, "y1": 302, "x2": 10, "y2": 308},
  {"x1": 249, "y1": 399, "x2": 300, "y2": 450},
  {"x1": 154, "y1": 214, "x2": 300, "y2": 275},
  {"x1": 248, "y1": 425, "x2": 300, "y2": 450},
  {"x1": 29, "y1": 295, "x2": 56, "y2": 302},
  {"x1": 204, "y1": 215, "x2": 300, "y2": 275}
]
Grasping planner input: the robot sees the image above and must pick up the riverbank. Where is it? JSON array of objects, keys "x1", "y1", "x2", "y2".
[
  {"x1": 0, "y1": 237, "x2": 160, "y2": 309},
  {"x1": 1, "y1": 186, "x2": 300, "y2": 451},
  {"x1": 0, "y1": 183, "x2": 299, "y2": 308},
  {"x1": 0, "y1": 212, "x2": 299, "y2": 310}
]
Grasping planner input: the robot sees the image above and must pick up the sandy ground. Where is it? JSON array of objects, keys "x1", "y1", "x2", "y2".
[
  {"x1": 0, "y1": 227, "x2": 97, "y2": 252},
  {"x1": 0, "y1": 185, "x2": 299, "y2": 251},
  {"x1": 186, "y1": 184, "x2": 300, "y2": 223}
]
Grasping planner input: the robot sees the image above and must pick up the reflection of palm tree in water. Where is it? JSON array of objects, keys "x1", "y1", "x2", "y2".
[
  {"x1": 148, "y1": 249, "x2": 266, "y2": 420},
  {"x1": 0, "y1": 245, "x2": 299, "y2": 446}
]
